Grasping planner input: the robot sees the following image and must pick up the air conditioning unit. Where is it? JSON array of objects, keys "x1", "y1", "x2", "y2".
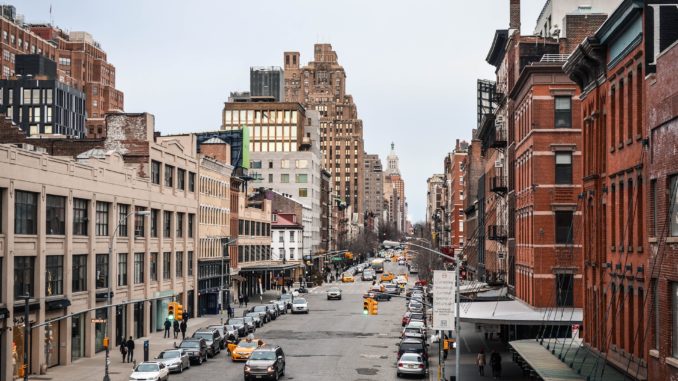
[
  {"x1": 494, "y1": 160, "x2": 503, "y2": 168},
  {"x1": 496, "y1": 115, "x2": 505, "y2": 123},
  {"x1": 497, "y1": 252, "x2": 505, "y2": 259}
]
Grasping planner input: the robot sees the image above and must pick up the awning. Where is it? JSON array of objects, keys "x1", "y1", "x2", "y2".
[
  {"x1": 0, "y1": 307, "x2": 9, "y2": 320},
  {"x1": 239, "y1": 263, "x2": 302, "y2": 272},
  {"x1": 461, "y1": 300, "x2": 582, "y2": 325},
  {"x1": 46, "y1": 298, "x2": 71, "y2": 311}
]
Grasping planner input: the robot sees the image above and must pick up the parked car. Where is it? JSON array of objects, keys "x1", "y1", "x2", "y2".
[
  {"x1": 401, "y1": 326, "x2": 426, "y2": 340},
  {"x1": 224, "y1": 324, "x2": 239, "y2": 340},
  {"x1": 326, "y1": 287, "x2": 342, "y2": 300},
  {"x1": 191, "y1": 328, "x2": 222, "y2": 357},
  {"x1": 291, "y1": 298, "x2": 309, "y2": 313},
  {"x1": 227, "y1": 318, "x2": 247, "y2": 337},
  {"x1": 242, "y1": 316, "x2": 257, "y2": 333},
  {"x1": 155, "y1": 349, "x2": 190, "y2": 373},
  {"x1": 270, "y1": 300, "x2": 287, "y2": 315},
  {"x1": 266, "y1": 303, "x2": 280, "y2": 319},
  {"x1": 396, "y1": 352, "x2": 427, "y2": 378},
  {"x1": 280, "y1": 294, "x2": 293, "y2": 309},
  {"x1": 405, "y1": 320, "x2": 427, "y2": 336},
  {"x1": 408, "y1": 301, "x2": 425, "y2": 313},
  {"x1": 128, "y1": 361, "x2": 169, "y2": 381},
  {"x1": 251, "y1": 305, "x2": 273, "y2": 323},
  {"x1": 244, "y1": 344, "x2": 286, "y2": 381},
  {"x1": 177, "y1": 338, "x2": 208, "y2": 365},
  {"x1": 206, "y1": 325, "x2": 227, "y2": 349},
  {"x1": 398, "y1": 338, "x2": 429, "y2": 366},
  {"x1": 246, "y1": 312, "x2": 263, "y2": 328}
]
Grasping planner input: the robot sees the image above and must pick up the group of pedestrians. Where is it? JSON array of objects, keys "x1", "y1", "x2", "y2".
[
  {"x1": 476, "y1": 348, "x2": 502, "y2": 378},
  {"x1": 118, "y1": 336, "x2": 135, "y2": 363},
  {"x1": 163, "y1": 317, "x2": 188, "y2": 339},
  {"x1": 238, "y1": 293, "x2": 249, "y2": 307}
]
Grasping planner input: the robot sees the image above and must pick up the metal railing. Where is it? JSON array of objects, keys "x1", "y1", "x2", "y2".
[{"x1": 540, "y1": 54, "x2": 570, "y2": 63}]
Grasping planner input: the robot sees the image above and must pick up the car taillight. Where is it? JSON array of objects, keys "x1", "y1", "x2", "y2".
[
  {"x1": 398, "y1": 363, "x2": 403, "y2": 367},
  {"x1": 419, "y1": 364, "x2": 425, "y2": 368}
]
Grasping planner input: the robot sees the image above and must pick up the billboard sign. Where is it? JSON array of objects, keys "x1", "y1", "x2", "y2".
[{"x1": 432, "y1": 270, "x2": 456, "y2": 331}]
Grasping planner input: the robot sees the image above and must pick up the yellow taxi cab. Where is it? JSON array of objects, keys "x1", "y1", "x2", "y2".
[
  {"x1": 380, "y1": 272, "x2": 395, "y2": 282},
  {"x1": 342, "y1": 273, "x2": 355, "y2": 283},
  {"x1": 231, "y1": 338, "x2": 263, "y2": 361}
]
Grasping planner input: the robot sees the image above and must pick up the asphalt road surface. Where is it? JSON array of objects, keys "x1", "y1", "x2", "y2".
[{"x1": 170, "y1": 261, "x2": 422, "y2": 381}]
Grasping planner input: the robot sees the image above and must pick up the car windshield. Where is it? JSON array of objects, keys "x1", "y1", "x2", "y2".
[
  {"x1": 193, "y1": 332, "x2": 213, "y2": 341},
  {"x1": 253, "y1": 306, "x2": 267, "y2": 312},
  {"x1": 400, "y1": 343, "x2": 424, "y2": 351},
  {"x1": 180, "y1": 341, "x2": 200, "y2": 348},
  {"x1": 281, "y1": 294, "x2": 292, "y2": 300},
  {"x1": 135, "y1": 363, "x2": 159, "y2": 372},
  {"x1": 328, "y1": 288, "x2": 340, "y2": 292},
  {"x1": 239, "y1": 341, "x2": 258, "y2": 348},
  {"x1": 250, "y1": 351, "x2": 276, "y2": 360},
  {"x1": 246, "y1": 313, "x2": 259, "y2": 318},
  {"x1": 229, "y1": 319, "x2": 244, "y2": 325},
  {"x1": 293, "y1": 298, "x2": 306, "y2": 304},
  {"x1": 158, "y1": 351, "x2": 180, "y2": 359},
  {"x1": 401, "y1": 353, "x2": 422, "y2": 362}
]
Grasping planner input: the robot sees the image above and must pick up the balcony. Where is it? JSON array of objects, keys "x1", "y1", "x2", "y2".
[
  {"x1": 489, "y1": 127, "x2": 507, "y2": 148},
  {"x1": 490, "y1": 175, "x2": 507, "y2": 194},
  {"x1": 488, "y1": 225, "x2": 507, "y2": 241}
]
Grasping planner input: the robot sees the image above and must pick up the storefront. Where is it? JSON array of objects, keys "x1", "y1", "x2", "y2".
[
  {"x1": 94, "y1": 308, "x2": 108, "y2": 353},
  {"x1": 71, "y1": 313, "x2": 85, "y2": 361},
  {"x1": 115, "y1": 305, "x2": 127, "y2": 346},
  {"x1": 45, "y1": 320, "x2": 62, "y2": 367},
  {"x1": 133, "y1": 302, "x2": 144, "y2": 339}
]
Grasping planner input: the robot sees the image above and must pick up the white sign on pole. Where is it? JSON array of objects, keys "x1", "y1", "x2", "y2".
[{"x1": 432, "y1": 270, "x2": 455, "y2": 331}]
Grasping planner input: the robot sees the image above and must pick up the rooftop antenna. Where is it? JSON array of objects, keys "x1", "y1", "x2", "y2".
[{"x1": 49, "y1": 3, "x2": 53, "y2": 26}]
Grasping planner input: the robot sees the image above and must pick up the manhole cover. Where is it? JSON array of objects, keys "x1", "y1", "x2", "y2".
[{"x1": 356, "y1": 368, "x2": 379, "y2": 375}]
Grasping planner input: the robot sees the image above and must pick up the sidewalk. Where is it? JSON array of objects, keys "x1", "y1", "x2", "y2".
[{"x1": 29, "y1": 290, "x2": 285, "y2": 381}]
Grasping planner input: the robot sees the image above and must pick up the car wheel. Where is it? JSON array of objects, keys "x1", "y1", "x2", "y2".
[
  {"x1": 198, "y1": 356, "x2": 203, "y2": 365},
  {"x1": 397, "y1": 372, "x2": 401, "y2": 377},
  {"x1": 281, "y1": 366, "x2": 285, "y2": 376},
  {"x1": 274, "y1": 371, "x2": 279, "y2": 381},
  {"x1": 179, "y1": 363, "x2": 183, "y2": 373}
]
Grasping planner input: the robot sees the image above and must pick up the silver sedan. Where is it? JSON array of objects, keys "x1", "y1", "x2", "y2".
[
  {"x1": 397, "y1": 353, "x2": 427, "y2": 378},
  {"x1": 155, "y1": 349, "x2": 190, "y2": 373}
]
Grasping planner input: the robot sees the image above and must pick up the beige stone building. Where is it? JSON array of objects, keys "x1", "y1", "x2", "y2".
[{"x1": 0, "y1": 113, "x2": 198, "y2": 380}]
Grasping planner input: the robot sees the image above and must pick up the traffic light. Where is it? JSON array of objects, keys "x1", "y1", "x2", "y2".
[
  {"x1": 363, "y1": 298, "x2": 370, "y2": 315},
  {"x1": 168, "y1": 302, "x2": 176, "y2": 320},
  {"x1": 175, "y1": 303, "x2": 184, "y2": 321},
  {"x1": 369, "y1": 299, "x2": 378, "y2": 315},
  {"x1": 103, "y1": 337, "x2": 109, "y2": 350}
]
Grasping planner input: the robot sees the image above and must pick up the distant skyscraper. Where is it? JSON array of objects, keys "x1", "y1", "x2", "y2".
[
  {"x1": 363, "y1": 153, "x2": 384, "y2": 231},
  {"x1": 250, "y1": 66, "x2": 284, "y2": 101},
  {"x1": 283, "y1": 44, "x2": 365, "y2": 218},
  {"x1": 383, "y1": 143, "x2": 406, "y2": 232}
]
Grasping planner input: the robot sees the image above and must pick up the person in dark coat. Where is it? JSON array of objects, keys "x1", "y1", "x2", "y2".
[
  {"x1": 180, "y1": 320, "x2": 187, "y2": 340},
  {"x1": 163, "y1": 318, "x2": 171, "y2": 338},
  {"x1": 126, "y1": 336, "x2": 135, "y2": 363},
  {"x1": 182, "y1": 311, "x2": 189, "y2": 322},
  {"x1": 238, "y1": 294, "x2": 244, "y2": 307},
  {"x1": 119, "y1": 339, "x2": 128, "y2": 363},
  {"x1": 173, "y1": 319, "x2": 180, "y2": 339},
  {"x1": 244, "y1": 294, "x2": 249, "y2": 307},
  {"x1": 490, "y1": 350, "x2": 502, "y2": 378}
]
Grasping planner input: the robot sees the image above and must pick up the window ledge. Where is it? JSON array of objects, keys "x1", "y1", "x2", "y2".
[
  {"x1": 666, "y1": 356, "x2": 678, "y2": 369},
  {"x1": 618, "y1": 143, "x2": 624, "y2": 149},
  {"x1": 626, "y1": 139, "x2": 633, "y2": 146},
  {"x1": 649, "y1": 349, "x2": 659, "y2": 359},
  {"x1": 666, "y1": 237, "x2": 678, "y2": 243},
  {"x1": 610, "y1": 146, "x2": 615, "y2": 153},
  {"x1": 649, "y1": 237, "x2": 658, "y2": 243}
]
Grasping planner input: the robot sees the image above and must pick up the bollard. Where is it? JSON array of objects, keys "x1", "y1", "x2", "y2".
[{"x1": 143, "y1": 340, "x2": 149, "y2": 362}]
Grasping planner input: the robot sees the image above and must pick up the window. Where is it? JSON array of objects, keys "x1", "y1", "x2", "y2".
[
  {"x1": 46, "y1": 195, "x2": 65, "y2": 235},
  {"x1": 118, "y1": 253, "x2": 128, "y2": 286},
  {"x1": 163, "y1": 211, "x2": 172, "y2": 238},
  {"x1": 118, "y1": 204, "x2": 129, "y2": 236},
  {"x1": 176, "y1": 252, "x2": 183, "y2": 277},
  {"x1": 15, "y1": 191, "x2": 37, "y2": 234},
  {"x1": 96, "y1": 254, "x2": 108, "y2": 289},
  {"x1": 188, "y1": 251, "x2": 194, "y2": 276},
  {"x1": 279, "y1": 231, "x2": 284, "y2": 243},
  {"x1": 176, "y1": 212, "x2": 184, "y2": 237},
  {"x1": 164, "y1": 165, "x2": 174, "y2": 187},
  {"x1": 289, "y1": 248, "x2": 295, "y2": 259},
  {"x1": 673, "y1": 283, "x2": 678, "y2": 357},
  {"x1": 188, "y1": 172, "x2": 196, "y2": 192},
  {"x1": 73, "y1": 198, "x2": 89, "y2": 236},
  {"x1": 177, "y1": 168, "x2": 186, "y2": 190},
  {"x1": 150, "y1": 209, "x2": 159, "y2": 237},
  {"x1": 151, "y1": 161, "x2": 161, "y2": 184},
  {"x1": 96, "y1": 202, "x2": 109, "y2": 236},
  {"x1": 671, "y1": 176, "x2": 678, "y2": 237},
  {"x1": 163, "y1": 252, "x2": 171, "y2": 279},
  {"x1": 554, "y1": 97, "x2": 572, "y2": 128},
  {"x1": 72, "y1": 255, "x2": 88, "y2": 292},
  {"x1": 135, "y1": 207, "x2": 146, "y2": 238},
  {"x1": 556, "y1": 273, "x2": 574, "y2": 307},
  {"x1": 250, "y1": 160, "x2": 262, "y2": 169},
  {"x1": 46, "y1": 255, "x2": 64, "y2": 296},
  {"x1": 150, "y1": 253, "x2": 158, "y2": 281},
  {"x1": 281, "y1": 160, "x2": 290, "y2": 168},
  {"x1": 14, "y1": 256, "x2": 35, "y2": 298},
  {"x1": 296, "y1": 174, "x2": 308, "y2": 183},
  {"x1": 279, "y1": 248, "x2": 285, "y2": 259},
  {"x1": 296, "y1": 159, "x2": 308, "y2": 168},
  {"x1": 289, "y1": 231, "x2": 295, "y2": 242},
  {"x1": 555, "y1": 152, "x2": 572, "y2": 185},
  {"x1": 555, "y1": 211, "x2": 574, "y2": 244},
  {"x1": 281, "y1": 174, "x2": 290, "y2": 183},
  {"x1": 299, "y1": 188, "x2": 308, "y2": 197},
  {"x1": 134, "y1": 253, "x2": 144, "y2": 284},
  {"x1": 268, "y1": 161, "x2": 273, "y2": 169},
  {"x1": 188, "y1": 214, "x2": 194, "y2": 238},
  {"x1": 268, "y1": 174, "x2": 273, "y2": 183}
]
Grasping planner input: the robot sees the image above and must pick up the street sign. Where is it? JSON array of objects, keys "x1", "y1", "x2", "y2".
[
  {"x1": 91, "y1": 319, "x2": 107, "y2": 324},
  {"x1": 432, "y1": 270, "x2": 455, "y2": 331}
]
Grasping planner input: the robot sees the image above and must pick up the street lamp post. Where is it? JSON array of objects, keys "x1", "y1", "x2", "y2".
[
  {"x1": 105, "y1": 210, "x2": 150, "y2": 381},
  {"x1": 220, "y1": 238, "x2": 236, "y2": 325}
]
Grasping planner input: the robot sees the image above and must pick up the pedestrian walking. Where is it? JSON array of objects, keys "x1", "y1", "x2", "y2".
[
  {"x1": 180, "y1": 320, "x2": 187, "y2": 340},
  {"x1": 476, "y1": 349, "x2": 486, "y2": 376},
  {"x1": 244, "y1": 294, "x2": 249, "y2": 307},
  {"x1": 182, "y1": 310, "x2": 189, "y2": 322},
  {"x1": 119, "y1": 339, "x2": 128, "y2": 363},
  {"x1": 126, "y1": 336, "x2": 135, "y2": 363},
  {"x1": 228, "y1": 305, "x2": 235, "y2": 318},
  {"x1": 238, "y1": 294, "x2": 244, "y2": 307},
  {"x1": 173, "y1": 319, "x2": 180, "y2": 339},
  {"x1": 163, "y1": 318, "x2": 171, "y2": 338},
  {"x1": 490, "y1": 350, "x2": 502, "y2": 379}
]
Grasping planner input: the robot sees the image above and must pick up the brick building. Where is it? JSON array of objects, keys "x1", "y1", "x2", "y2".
[
  {"x1": 283, "y1": 44, "x2": 365, "y2": 220},
  {"x1": 564, "y1": 0, "x2": 648, "y2": 378},
  {"x1": 462, "y1": 135, "x2": 483, "y2": 279},
  {"x1": 443, "y1": 140, "x2": 468, "y2": 254}
]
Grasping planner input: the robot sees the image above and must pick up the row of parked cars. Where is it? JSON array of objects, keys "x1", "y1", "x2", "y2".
[{"x1": 396, "y1": 284, "x2": 430, "y2": 379}]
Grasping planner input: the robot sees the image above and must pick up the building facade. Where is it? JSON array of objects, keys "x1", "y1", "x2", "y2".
[
  {"x1": 250, "y1": 66, "x2": 284, "y2": 102},
  {"x1": 425, "y1": 174, "x2": 444, "y2": 242},
  {"x1": 443, "y1": 140, "x2": 468, "y2": 253},
  {"x1": 0, "y1": 113, "x2": 198, "y2": 380},
  {"x1": 384, "y1": 143, "x2": 406, "y2": 233},
  {"x1": 363, "y1": 153, "x2": 384, "y2": 232},
  {"x1": 283, "y1": 44, "x2": 366, "y2": 218}
]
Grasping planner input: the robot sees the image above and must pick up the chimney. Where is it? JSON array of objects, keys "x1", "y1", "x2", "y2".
[{"x1": 509, "y1": 0, "x2": 520, "y2": 31}]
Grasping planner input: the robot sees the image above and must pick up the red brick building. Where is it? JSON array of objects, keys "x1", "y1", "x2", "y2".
[
  {"x1": 644, "y1": 2, "x2": 678, "y2": 378},
  {"x1": 564, "y1": 0, "x2": 648, "y2": 377},
  {"x1": 443, "y1": 140, "x2": 468, "y2": 253},
  {"x1": 510, "y1": 60, "x2": 583, "y2": 308}
]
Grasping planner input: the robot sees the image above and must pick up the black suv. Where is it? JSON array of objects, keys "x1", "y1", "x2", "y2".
[
  {"x1": 178, "y1": 338, "x2": 208, "y2": 365},
  {"x1": 191, "y1": 328, "x2": 222, "y2": 357},
  {"x1": 227, "y1": 318, "x2": 247, "y2": 337},
  {"x1": 244, "y1": 344, "x2": 285, "y2": 381}
]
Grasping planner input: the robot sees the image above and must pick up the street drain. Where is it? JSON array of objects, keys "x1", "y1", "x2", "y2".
[{"x1": 356, "y1": 368, "x2": 379, "y2": 375}]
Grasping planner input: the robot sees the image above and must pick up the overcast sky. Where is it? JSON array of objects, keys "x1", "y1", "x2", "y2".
[{"x1": 18, "y1": 0, "x2": 547, "y2": 222}]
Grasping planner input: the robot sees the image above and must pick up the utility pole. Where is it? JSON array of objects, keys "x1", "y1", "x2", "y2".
[{"x1": 220, "y1": 238, "x2": 236, "y2": 325}]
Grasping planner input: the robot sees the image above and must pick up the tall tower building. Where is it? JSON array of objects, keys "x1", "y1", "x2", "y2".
[
  {"x1": 250, "y1": 66, "x2": 284, "y2": 101},
  {"x1": 283, "y1": 44, "x2": 365, "y2": 220},
  {"x1": 363, "y1": 153, "x2": 384, "y2": 232},
  {"x1": 383, "y1": 143, "x2": 406, "y2": 233}
]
